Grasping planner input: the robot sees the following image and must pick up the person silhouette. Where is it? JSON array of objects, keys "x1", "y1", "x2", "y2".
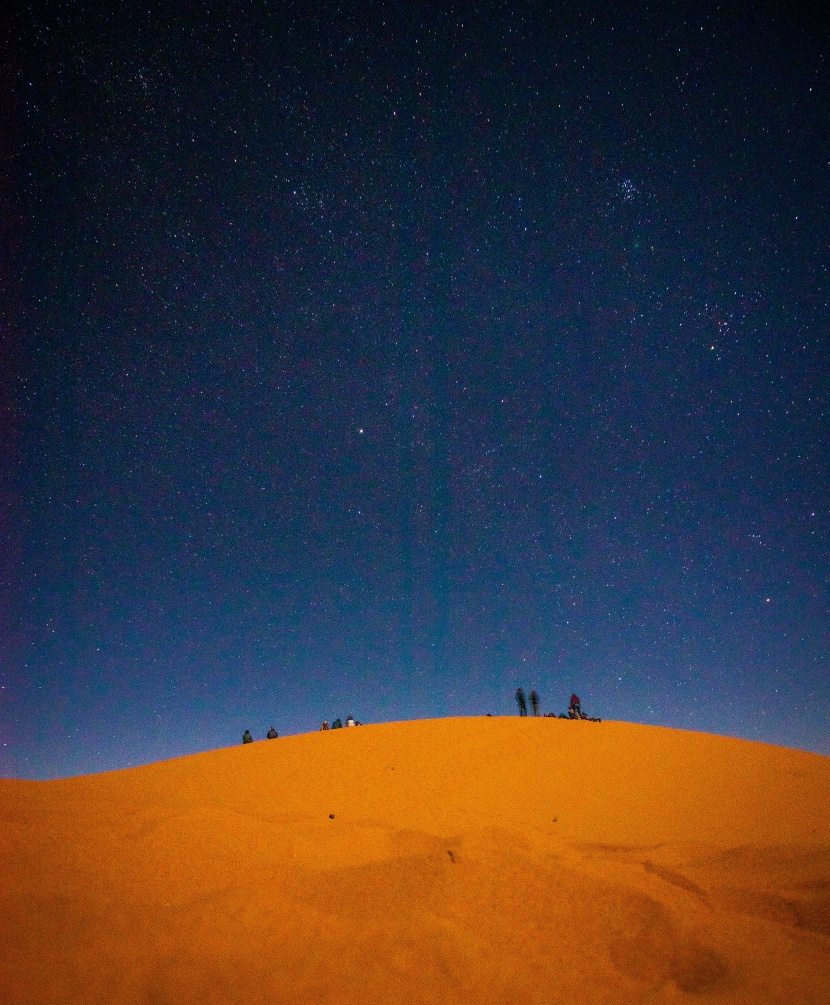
[
  {"x1": 242, "y1": 730, "x2": 253, "y2": 744},
  {"x1": 530, "y1": 690, "x2": 540, "y2": 716},
  {"x1": 266, "y1": 726, "x2": 278, "y2": 739},
  {"x1": 516, "y1": 688, "x2": 527, "y2": 716}
]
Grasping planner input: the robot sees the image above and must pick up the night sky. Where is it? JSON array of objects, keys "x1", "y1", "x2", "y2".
[{"x1": 6, "y1": 2, "x2": 829, "y2": 779}]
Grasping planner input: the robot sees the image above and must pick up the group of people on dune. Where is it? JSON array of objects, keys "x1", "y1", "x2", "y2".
[
  {"x1": 243, "y1": 693, "x2": 600, "y2": 744},
  {"x1": 319, "y1": 716, "x2": 361, "y2": 730},
  {"x1": 241, "y1": 716, "x2": 362, "y2": 743},
  {"x1": 515, "y1": 688, "x2": 601, "y2": 722}
]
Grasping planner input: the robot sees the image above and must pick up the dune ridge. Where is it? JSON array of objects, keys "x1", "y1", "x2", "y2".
[{"x1": 3, "y1": 717, "x2": 829, "y2": 1003}]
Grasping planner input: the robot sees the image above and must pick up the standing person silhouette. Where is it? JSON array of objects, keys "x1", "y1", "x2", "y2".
[
  {"x1": 516, "y1": 688, "x2": 528, "y2": 716},
  {"x1": 530, "y1": 690, "x2": 540, "y2": 716},
  {"x1": 570, "y1": 693, "x2": 581, "y2": 716}
]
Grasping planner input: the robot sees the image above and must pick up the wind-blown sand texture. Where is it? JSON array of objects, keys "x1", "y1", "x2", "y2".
[{"x1": 3, "y1": 717, "x2": 829, "y2": 1003}]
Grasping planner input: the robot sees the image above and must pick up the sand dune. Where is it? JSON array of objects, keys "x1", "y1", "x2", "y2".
[{"x1": 3, "y1": 716, "x2": 829, "y2": 1003}]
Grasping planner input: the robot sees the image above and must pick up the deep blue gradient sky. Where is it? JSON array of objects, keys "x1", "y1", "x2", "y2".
[{"x1": 6, "y1": 1, "x2": 829, "y2": 778}]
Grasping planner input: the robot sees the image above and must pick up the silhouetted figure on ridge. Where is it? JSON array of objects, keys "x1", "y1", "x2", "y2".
[
  {"x1": 320, "y1": 720, "x2": 329, "y2": 730},
  {"x1": 530, "y1": 690, "x2": 540, "y2": 716},
  {"x1": 242, "y1": 730, "x2": 253, "y2": 744},
  {"x1": 331, "y1": 718, "x2": 343, "y2": 729},
  {"x1": 266, "y1": 726, "x2": 278, "y2": 739},
  {"x1": 562, "y1": 692, "x2": 601, "y2": 721},
  {"x1": 516, "y1": 688, "x2": 527, "y2": 716}
]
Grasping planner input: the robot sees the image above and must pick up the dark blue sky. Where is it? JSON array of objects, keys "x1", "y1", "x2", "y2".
[{"x1": 6, "y1": 1, "x2": 829, "y2": 778}]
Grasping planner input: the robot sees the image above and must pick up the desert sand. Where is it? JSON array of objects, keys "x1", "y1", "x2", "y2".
[{"x1": 2, "y1": 716, "x2": 829, "y2": 1003}]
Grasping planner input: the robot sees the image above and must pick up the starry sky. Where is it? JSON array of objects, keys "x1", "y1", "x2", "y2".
[{"x1": 6, "y1": 1, "x2": 829, "y2": 779}]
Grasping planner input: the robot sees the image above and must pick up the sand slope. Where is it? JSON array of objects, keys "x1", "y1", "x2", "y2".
[{"x1": 2, "y1": 717, "x2": 829, "y2": 1003}]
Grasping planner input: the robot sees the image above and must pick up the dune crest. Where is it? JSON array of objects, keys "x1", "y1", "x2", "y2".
[{"x1": 3, "y1": 717, "x2": 829, "y2": 1003}]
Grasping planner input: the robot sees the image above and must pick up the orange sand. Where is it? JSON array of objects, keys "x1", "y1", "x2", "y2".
[{"x1": 2, "y1": 716, "x2": 829, "y2": 1003}]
